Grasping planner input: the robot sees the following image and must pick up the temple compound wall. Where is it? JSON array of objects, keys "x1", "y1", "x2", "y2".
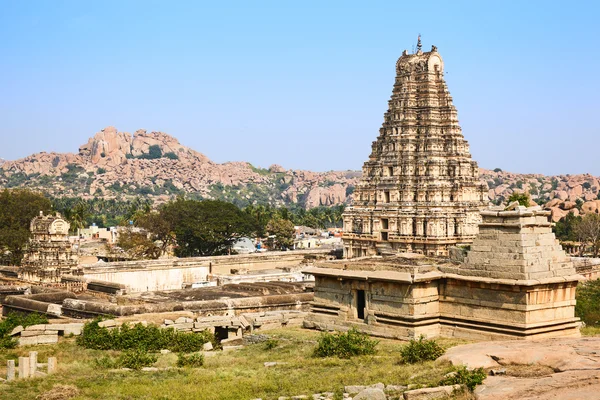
[
  {"x1": 343, "y1": 43, "x2": 488, "y2": 258},
  {"x1": 305, "y1": 207, "x2": 582, "y2": 340}
]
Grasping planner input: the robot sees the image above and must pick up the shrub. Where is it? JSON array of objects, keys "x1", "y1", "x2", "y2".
[
  {"x1": 77, "y1": 319, "x2": 214, "y2": 353},
  {"x1": 399, "y1": 336, "x2": 445, "y2": 364},
  {"x1": 439, "y1": 366, "x2": 487, "y2": 391},
  {"x1": 164, "y1": 152, "x2": 179, "y2": 160},
  {"x1": 576, "y1": 279, "x2": 600, "y2": 326},
  {"x1": 263, "y1": 338, "x2": 278, "y2": 350},
  {"x1": 0, "y1": 313, "x2": 49, "y2": 349},
  {"x1": 313, "y1": 328, "x2": 378, "y2": 358},
  {"x1": 97, "y1": 168, "x2": 106, "y2": 174},
  {"x1": 118, "y1": 349, "x2": 157, "y2": 370},
  {"x1": 176, "y1": 352, "x2": 204, "y2": 368}
]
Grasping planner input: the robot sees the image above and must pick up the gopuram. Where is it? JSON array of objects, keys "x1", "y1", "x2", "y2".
[
  {"x1": 343, "y1": 39, "x2": 488, "y2": 258},
  {"x1": 19, "y1": 211, "x2": 81, "y2": 283},
  {"x1": 304, "y1": 41, "x2": 582, "y2": 340}
]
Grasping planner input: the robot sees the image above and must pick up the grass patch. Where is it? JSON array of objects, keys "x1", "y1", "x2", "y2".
[
  {"x1": 581, "y1": 326, "x2": 600, "y2": 336},
  {"x1": 1, "y1": 329, "x2": 469, "y2": 400}
]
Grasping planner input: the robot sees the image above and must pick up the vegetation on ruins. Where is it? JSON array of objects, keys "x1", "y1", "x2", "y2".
[
  {"x1": 439, "y1": 365, "x2": 486, "y2": 391},
  {"x1": 507, "y1": 191, "x2": 531, "y2": 207},
  {"x1": 0, "y1": 189, "x2": 52, "y2": 265},
  {"x1": 0, "y1": 312, "x2": 49, "y2": 349},
  {"x1": 399, "y1": 336, "x2": 445, "y2": 364},
  {"x1": 313, "y1": 328, "x2": 379, "y2": 358},
  {"x1": 76, "y1": 319, "x2": 215, "y2": 353},
  {"x1": 575, "y1": 279, "x2": 600, "y2": 326}
]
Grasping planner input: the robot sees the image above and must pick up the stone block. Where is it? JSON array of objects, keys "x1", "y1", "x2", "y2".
[
  {"x1": 98, "y1": 320, "x2": 116, "y2": 328},
  {"x1": 29, "y1": 351, "x2": 37, "y2": 376},
  {"x1": 19, "y1": 334, "x2": 58, "y2": 346},
  {"x1": 164, "y1": 319, "x2": 174, "y2": 325},
  {"x1": 403, "y1": 385, "x2": 461, "y2": 399},
  {"x1": 172, "y1": 323, "x2": 193, "y2": 330},
  {"x1": 25, "y1": 324, "x2": 47, "y2": 331},
  {"x1": 9, "y1": 325, "x2": 24, "y2": 336},
  {"x1": 18, "y1": 357, "x2": 30, "y2": 379},
  {"x1": 354, "y1": 388, "x2": 386, "y2": 400},
  {"x1": 21, "y1": 330, "x2": 45, "y2": 337},
  {"x1": 7, "y1": 360, "x2": 15, "y2": 381},
  {"x1": 203, "y1": 342, "x2": 213, "y2": 351},
  {"x1": 48, "y1": 357, "x2": 57, "y2": 374}
]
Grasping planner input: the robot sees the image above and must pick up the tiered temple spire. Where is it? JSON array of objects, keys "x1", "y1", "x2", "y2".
[{"x1": 343, "y1": 44, "x2": 488, "y2": 257}]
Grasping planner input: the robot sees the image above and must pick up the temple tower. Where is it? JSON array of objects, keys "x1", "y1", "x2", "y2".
[
  {"x1": 20, "y1": 211, "x2": 80, "y2": 282},
  {"x1": 343, "y1": 43, "x2": 488, "y2": 258}
]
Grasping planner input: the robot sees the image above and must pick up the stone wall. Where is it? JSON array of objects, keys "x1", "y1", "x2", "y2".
[{"x1": 81, "y1": 250, "x2": 328, "y2": 292}]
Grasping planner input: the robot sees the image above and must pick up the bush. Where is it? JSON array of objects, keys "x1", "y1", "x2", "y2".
[
  {"x1": 77, "y1": 319, "x2": 214, "y2": 353},
  {"x1": 0, "y1": 313, "x2": 49, "y2": 349},
  {"x1": 576, "y1": 279, "x2": 600, "y2": 326},
  {"x1": 164, "y1": 152, "x2": 179, "y2": 160},
  {"x1": 313, "y1": 328, "x2": 378, "y2": 358},
  {"x1": 439, "y1": 366, "x2": 487, "y2": 391},
  {"x1": 399, "y1": 336, "x2": 445, "y2": 364},
  {"x1": 119, "y1": 349, "x2": 158, "y2": 370},
  {"x1": 263, "y1": 338, "x2": 278, "y2": 350},
  {"x1": 176, "y1": 352, "x2": 204, "y2": 368}
]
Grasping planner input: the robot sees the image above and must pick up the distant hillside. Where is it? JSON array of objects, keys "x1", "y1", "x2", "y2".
[
  {"x1": 1, "y1": 126, "x2": 597, "y2": 220},
  {"x1": 0, "y1": 126, "x2": 359, "y2": 209}
]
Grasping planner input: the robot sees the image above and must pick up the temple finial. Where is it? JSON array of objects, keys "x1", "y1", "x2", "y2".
[{"x1": 416, "y1": 34, "x2": 422, "y2": 53}]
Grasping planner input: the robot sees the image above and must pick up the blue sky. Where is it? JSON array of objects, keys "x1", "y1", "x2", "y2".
[{"x1": 1, "y1": 1, "x2": 599, "y2": 175}]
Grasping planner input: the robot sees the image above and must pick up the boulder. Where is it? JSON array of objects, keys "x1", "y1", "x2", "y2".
[
  {"x1": 560, "y1": 201, "x2": 577, "y2": 210},
  {"x1": 354, "y1": 388, "x2": 387, "y2": 400}
]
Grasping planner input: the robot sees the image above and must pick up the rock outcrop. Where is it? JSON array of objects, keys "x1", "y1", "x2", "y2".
[{"x1": 0, "y1": 127, "x2": 358, "y2": 209}]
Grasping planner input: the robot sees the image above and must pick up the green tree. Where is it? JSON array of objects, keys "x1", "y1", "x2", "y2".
[
  {"x1": 576, "y1": 279, "x2": 600, "y2": 325},
  {"x1": 117, "y1": 228, "x2": 161, "y2": 259},
  {"x1": 554, "y1": 212, "x2": 582, "y2": 242},
  {"x1": 266, "y1": 217, "x2": 295, "y2": 250},
  {"x1": 507, "y1": 191, "x2": 530, "y2": 207},
  {"x1": 0, "y1": 189, "x2": 52, "y2": 265},
  {"x1": 161, "y1": 199, "x2": 253, "y2": 257}
]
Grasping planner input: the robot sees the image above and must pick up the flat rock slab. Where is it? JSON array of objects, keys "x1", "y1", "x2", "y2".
[
  {"x1": 441, "y1": 337, "x2": 600, "y2": 400},
  {"x1": 441, "y1": 337, "x2": 600, "y2": 371}
]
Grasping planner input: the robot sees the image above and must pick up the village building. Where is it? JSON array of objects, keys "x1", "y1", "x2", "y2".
[
  {"x1": 342, "y1": 41, "x2": 488, "y2": 258},
  {"x1": 19, "y1": 211, "x2": 81, "y2": 283}
]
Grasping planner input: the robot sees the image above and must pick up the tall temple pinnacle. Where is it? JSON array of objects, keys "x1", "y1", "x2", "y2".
[{"x1": 342, "y1": 44, "x2": 488, "y2": 258}]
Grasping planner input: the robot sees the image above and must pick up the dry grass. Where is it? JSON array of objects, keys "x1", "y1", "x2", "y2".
[
  {"x1": 0, "y1": 328, "x2": 471, "y2": 400},
  {"x1": 36, "y1": 384, "x2": 80, "y2": 400}
]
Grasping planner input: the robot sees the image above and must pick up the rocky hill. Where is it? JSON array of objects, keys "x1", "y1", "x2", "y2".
[
  {"x1": 0, "y1": 127, "x2": 359, "y2": 208},
  {"x1": 480, "y1": 168, "x2": 600, "y2": 221},
  {"x1": 1, "y1": 126, "x2": 598, "y2": 220}
]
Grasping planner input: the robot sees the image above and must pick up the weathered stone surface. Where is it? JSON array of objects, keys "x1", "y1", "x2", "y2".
[
  {"x1": 98, "y1": 319, "x2": 117, "y2": 328},
  {"x1": 402, "y1": 385, "x2": 460, "y2": 400},
  {"x1": 354, "y1": 388, "x2": 387, "y2": 400},
  {"x1": 202, "y1": 342, "x2": 213, "y2": 351},
  {"x1": 10, "y1": 325, "x2": 23, "y2": 336}
]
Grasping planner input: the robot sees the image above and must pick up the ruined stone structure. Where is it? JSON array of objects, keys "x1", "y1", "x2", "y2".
[
  {"x1": 343, "y1": 42, "x2": 487, "y2": 258},
  {"x1": 306, "y1": 206, "x2": 582, "y2": 340},
  {"x1": 20, "y1": 212, "x2": 80, "y2": 283}
]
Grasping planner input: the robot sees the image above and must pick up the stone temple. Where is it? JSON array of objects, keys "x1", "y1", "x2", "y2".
[
  {"x1": 20, "y1": 211, "x2": 80, "y2": 283},
  {"x1": 343, "y1": 40, "x2": 488, "y2": 258}
]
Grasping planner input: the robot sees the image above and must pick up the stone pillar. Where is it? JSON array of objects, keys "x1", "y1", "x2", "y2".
[
  {"x1": 29, "y1": 351, "x2": 38, "y2": 376},
  {"x1": 7, "y1": 360, "x2": 15, "y2": 381},
  {"x1": 48, "y1": 357, "x2": 57, "y2": 374},
  {"x1": 18, "y1": 357, "x2": 30, "y2": 379}
]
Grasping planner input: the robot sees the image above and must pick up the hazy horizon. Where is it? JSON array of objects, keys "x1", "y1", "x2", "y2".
[{"x1": 1, "y1": 1, "x2": 599, "y2": 176}]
